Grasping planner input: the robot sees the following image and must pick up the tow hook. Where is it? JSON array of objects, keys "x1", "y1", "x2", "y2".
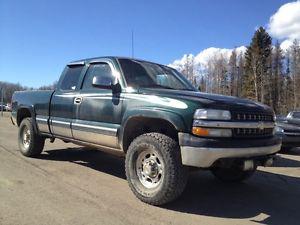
[
  {"x1": 263, "y1": 157, "x2": 274, "y2": 167},
  {"x1": 242, "y1": 160, "x2": 255, "y2": 171}
]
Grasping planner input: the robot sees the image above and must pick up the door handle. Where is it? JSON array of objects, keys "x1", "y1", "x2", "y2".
[{"x1": 74, "y1": 97, "x2": 82, "y2": 104}]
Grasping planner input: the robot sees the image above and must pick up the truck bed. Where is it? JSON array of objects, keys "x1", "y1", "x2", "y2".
[{"x1": 11, "y1": 90, "x2": 54, "y2": 130}]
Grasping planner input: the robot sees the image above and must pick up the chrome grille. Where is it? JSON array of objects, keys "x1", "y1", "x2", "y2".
[
  {"x1": 233, "y1": 128, "x2": 273, "y2": 138},
  {"x1": 232, "y1": 112, "x2": 274, "y2": 122}
]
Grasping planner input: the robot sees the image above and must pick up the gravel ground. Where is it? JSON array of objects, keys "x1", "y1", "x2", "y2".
[{"x1": 1, "y1": 112, "x2": 300, "y2": 225}]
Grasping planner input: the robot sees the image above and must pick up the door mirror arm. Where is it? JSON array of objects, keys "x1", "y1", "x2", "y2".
[{"x1": 112, "y1": 82, "x2": 122, "y2": 94}]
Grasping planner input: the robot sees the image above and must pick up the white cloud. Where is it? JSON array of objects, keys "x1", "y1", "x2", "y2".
[
  {"x1": 195, "y1": 46, "x2": 246, "y2": 66},
  {"x1": 168, "y1": 46, "x2": 246, "y2": 73},
  {"x1": 168, "y1": 54, "x2": 195, "y2": 70},
  {"x1": 268, "y1": 1, "x2": 300, "y2": 46},
  {"x1": 169, "y1": 2, "x2": 300, "y2": 73},
  {"x1": 280, "y1": 39, "x2": 293, "y2": 51}
]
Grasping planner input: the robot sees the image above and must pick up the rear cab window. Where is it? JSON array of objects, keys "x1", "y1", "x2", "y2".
[{"x1": 60, "y1": 65, "x2": 84, "y2": 91}]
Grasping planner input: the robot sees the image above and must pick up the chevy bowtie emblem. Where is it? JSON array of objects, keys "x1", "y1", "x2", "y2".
[{"x1": 258, "y1": 122, "x2": 264, "y2": 130}]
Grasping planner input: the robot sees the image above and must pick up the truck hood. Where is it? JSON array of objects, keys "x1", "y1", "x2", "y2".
[
  {"x1": 138, "y1": 88, "x2": 273, "y2": 113},
  {"x1": 277, "y1": 120, "x2": 300, "y2": 132},
  {"x1": 277, "y1": 117, "x2": 300, "y2": 126}
]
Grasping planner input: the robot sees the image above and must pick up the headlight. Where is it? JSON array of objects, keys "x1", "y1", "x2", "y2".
[
  {"x1": 192, "y1": 127, "x2": 232, "y2": 137},
  {"x1": 194, "y1": 109, "x2": 231, "y2": 120}
]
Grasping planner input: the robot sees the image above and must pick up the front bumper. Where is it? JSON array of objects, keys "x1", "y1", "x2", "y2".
[
  {"x1": 280, "y1": 132, "x2": 300, "y2": 147},
  {"x1": 276, "y1": 122, "x2": 300, "y2": 147},
  {"x1": 179, "y1": 133, "x2": 281, "y2": 168}
]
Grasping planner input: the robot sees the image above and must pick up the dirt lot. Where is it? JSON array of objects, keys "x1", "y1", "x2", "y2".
[{"x1": 0, "y1": 112, "x2": 300, "y2": 225}]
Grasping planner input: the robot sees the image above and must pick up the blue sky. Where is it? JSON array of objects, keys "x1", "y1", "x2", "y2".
[{"x1": 0, "y1": 0, "x2": 292, "y2": 87}]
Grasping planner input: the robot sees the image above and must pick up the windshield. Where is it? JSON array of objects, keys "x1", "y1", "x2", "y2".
[
  {"x1": 118, "y1": 58, "x2": 196, "y2": 91},
  {"x1": 292, "y1": 112, "x2": 300, "y2": 118}
]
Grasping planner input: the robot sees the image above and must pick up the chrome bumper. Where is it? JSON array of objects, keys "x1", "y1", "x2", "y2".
[{"x1": 180, "y1": 144, "x2": 281, "y2": 168}]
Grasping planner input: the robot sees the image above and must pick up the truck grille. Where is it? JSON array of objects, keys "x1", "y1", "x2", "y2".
[
  {"x1": 233, "y1": 128, "x2": 273, "y2": 138},
  {"x1": 232, "y1": 112, "x2": 274, "y2": 122}
]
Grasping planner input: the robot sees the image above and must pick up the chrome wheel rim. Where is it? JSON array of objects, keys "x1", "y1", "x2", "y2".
[
  {"x1": 22, "y1": 126, "x2": 31, "y2": 149},
  {"x1": 136, "y1": 149, "x2": 164, "y2": 189}
]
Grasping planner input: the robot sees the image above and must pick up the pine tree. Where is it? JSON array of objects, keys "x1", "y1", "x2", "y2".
[
  {"x1": 243, "y1": 47, "x2": 256, "y2": 99},
  {"x1": 243, "y1": 27, "x2": 272, "y2": 104}
]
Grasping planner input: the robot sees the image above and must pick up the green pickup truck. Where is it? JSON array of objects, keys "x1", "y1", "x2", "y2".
[{"x1": 11, "y1": 57, "x2": 281, "y2": 205}]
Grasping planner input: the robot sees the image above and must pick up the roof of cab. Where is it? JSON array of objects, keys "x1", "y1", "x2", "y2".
[{"x1": 67, "y1": 56, "x2": 166, "y2": 67}]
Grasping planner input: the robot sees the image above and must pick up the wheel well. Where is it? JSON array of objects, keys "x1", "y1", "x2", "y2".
[
  {"x1": 17, "y1": 108, "x2": 32, "y2": 126},
  {"x1": 122, "y1": 117, "x2": 178, "y2": 152}
]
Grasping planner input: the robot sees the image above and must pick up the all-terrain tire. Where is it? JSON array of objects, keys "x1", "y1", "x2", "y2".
[
  {"x1": 125, "y1": 133, "x2": 188, "y2": 205},
  {"x1": 18, "y1": 118, "x2": 45, "y2": 157}
]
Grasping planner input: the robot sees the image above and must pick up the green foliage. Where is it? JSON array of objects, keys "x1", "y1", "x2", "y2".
[{"x1": 243, "y1": 27, "x2": 272, "y2": 104}]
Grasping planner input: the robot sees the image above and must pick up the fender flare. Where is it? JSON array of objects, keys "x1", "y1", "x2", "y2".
[
  {"x1": 16, "y1": 105, "x2": 38, "y2": 134},
  {"x1": 118, "y1": 108, "x2": 187, "y2": 150}
]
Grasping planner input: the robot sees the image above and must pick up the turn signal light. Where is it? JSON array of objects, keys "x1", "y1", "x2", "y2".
[
  {"x1": 192, "y1": 127, "x2": 232, "y2": 137},
  {"x1": 192, "y1": 127, "x2": 209, "y2": 136}
]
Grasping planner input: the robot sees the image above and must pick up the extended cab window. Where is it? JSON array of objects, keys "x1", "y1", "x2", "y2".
[
  {"x1": 60, "y1": 65, "x2": 83, "y2": 91},
  {"x1": 82, "y1": 63, "x2": 112, "y2": 89}
]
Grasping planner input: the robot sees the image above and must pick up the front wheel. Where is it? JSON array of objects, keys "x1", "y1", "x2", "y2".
[
  {"x1": 125, "y1": 133, "x2": 188, "y2": 205},
  {"x1": 18, "y1": 118, "x2": 45, "y2": 157},
  {"x1": 211, "y1": 165, "x2": 257, "y2": 182}
]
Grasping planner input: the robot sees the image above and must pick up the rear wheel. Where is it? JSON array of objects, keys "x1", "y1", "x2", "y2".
[
  {"x1": 18, "y1": 118, "x2": 45, "y2": 157},
  {"x1": 211, "y1": 166, "x2": 257, "y2": 182},
  {"x1": 125, "y1": 133, "x2": 188, "y2": 205}
]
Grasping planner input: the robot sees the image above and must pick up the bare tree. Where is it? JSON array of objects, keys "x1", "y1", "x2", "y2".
[
  {"x1": 289, "y1": 39, "x2": 300, "y2": 110},
  {"x1": 237, "y1": 53, "x2": 245, "y2": 97},
  {"x1": 180, "y1": 54, "x2": 196, "y2": 85},
  {"x1": 271, "y1": 41, "x2": 284, "y2": 113},
  {"x1": 228, "y1": 49, "x2": 238, "y2": 96}
]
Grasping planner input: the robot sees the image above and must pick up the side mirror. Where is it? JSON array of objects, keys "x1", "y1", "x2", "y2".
[{"x1": 92, "y1": 75, "x2": 112, "y2": 89}]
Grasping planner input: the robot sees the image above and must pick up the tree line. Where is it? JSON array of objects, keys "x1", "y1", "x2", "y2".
[
  {"x1": 0, "y1": 81, "x2": 57, "y2": 104},
  {"x1": 179, "y1": 27, "x2": 300, "y2": 115}
]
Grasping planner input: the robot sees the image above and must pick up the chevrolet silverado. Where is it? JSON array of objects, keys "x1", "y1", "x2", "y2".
[{"x1": 11, "y1": 57, "x2": 281, "y2": 205}]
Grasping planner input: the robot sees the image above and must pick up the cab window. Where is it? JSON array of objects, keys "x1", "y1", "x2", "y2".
[
  {"x1": 60, "y1": 65, "x2": 83, "y2": 91},
  {"x1": 82, "y1": 63, "x2": 113, "y2": 89}
]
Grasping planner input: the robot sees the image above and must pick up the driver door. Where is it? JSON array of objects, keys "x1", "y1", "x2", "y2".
[{"x1": 72, "y1": 60, "x2": 123, "y2": 148}]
